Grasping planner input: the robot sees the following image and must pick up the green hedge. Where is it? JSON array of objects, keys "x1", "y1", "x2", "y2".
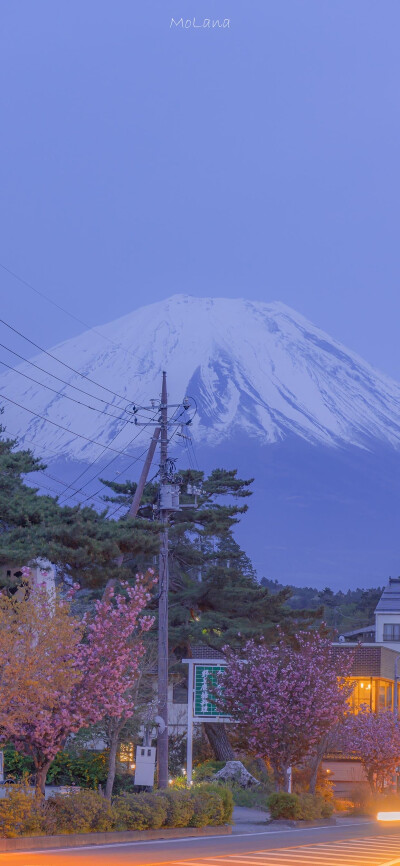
[
  {"x1": 0, "y1": 785, "x2": 232, "y2": 838},
  {"x1": 267, "y1": 792, "x2": 333, "y2": 821}
]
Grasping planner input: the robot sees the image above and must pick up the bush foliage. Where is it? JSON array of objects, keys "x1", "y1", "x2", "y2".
[
  {"x1": 189, "y1": 790, "x2": 225, "y2": 827},
  {"x1": 0, "y1": 784, "x2": 231, "y2": 838},
  {"x1": 0, "y1": 784, "x2": 43, "y2": 838},
  {"x1": 44, "y1": 789, "x2": 115, "y2": 835},
  {"x1": 267, "y1": 792, "x2": 333, "y2": 821}
]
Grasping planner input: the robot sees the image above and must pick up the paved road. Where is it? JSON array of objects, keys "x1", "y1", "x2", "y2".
[{"x1": 3, "y1": 822, "x2": 400, "y2": 866}]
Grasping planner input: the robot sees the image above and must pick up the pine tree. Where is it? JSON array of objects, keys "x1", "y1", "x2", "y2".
[
  {"x1": 102, "y1": 467, "x2": 318, "y2": 760},
  {"x1": 0, "y1": 422, "x2": 160, "y2": 589},
  {"x1": 0, "y1": 424, "x2": 55, "y2": 569}
]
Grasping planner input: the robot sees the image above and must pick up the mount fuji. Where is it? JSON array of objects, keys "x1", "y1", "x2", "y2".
[{"x1": 1, "y1": 295, "x2": 400, "y2": 589}]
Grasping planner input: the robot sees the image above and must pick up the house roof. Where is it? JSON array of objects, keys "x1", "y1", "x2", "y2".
[
  {"x1": 189, "y1": 645, "x2": 226, "y2": 660},
  {"x1": 341, "y1": 625, "x2": 375, "y2": 638},
  {"x1": 375, "y1": 578, "x2": 400, "y2": 613}
]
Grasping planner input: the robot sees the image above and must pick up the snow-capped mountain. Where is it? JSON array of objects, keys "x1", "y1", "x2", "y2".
[
  {"x1": 2, "y1": 295, "x2": 400, "y2": 589},
  {"x1": 2, "y1": 295, "x2": 400, "y2": 461}
]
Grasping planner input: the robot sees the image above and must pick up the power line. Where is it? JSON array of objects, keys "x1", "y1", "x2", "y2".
[
  {"x1": 0, "y1": 358, "x2": 137, "y2": 423},
  {"x1": 0, "y1": 261, "x2": 119, "y2": 347},
  {"x1": 62, "y1": 411, "x2": 160, "y2": 505},
  {"x1": 35, "y1": 470, "x2": 107, "y2": 506},
  {"x1": 3, "y1": 423, "x2": 128, "y2": 509},
  {"x1": 57, "y1": 418, "x2": 137, "y2": 505},
  {"x1": 0, "y1": 261, "x2": 152, "y2": 377},
  {"x1": 0, "y1": 341, "x2": 127, "y2": 410},
  {"x1": 25, "y1": 478, "x2": 94, "y2": 507},
  {"x1": 103, "y1": 460, "x2": 160, "y2": 520},
  {"x1": 0, "y1": 317, "x2": 147, "y2": 408},
  {"x1": 0, "y1": 393, "x2": 148, "y2": 458}
]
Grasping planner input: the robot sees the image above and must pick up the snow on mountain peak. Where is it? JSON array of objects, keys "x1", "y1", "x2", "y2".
[{"x1": 2, "y1": 295, "x2": 400, "y2": 462}]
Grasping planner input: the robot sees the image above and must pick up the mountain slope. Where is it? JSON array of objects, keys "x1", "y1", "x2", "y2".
[{"x1": 1, "y1": 295, "x2": 400, "y2": 462}]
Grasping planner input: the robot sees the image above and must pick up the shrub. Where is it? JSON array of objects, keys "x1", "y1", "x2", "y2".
[
  {"x1": 296, "y1": 794, "x2": 333, "y2": 820},
  {"x1": 348, "y1": 785, "x2": 375, "y2": 815},
  {"x1": 193, "y1": 760, "x2": 225, "y2": 781},
  {"x1": 197, "y1": 783, "x2": 234, "y2": 823},
  {"x1": 113, "y1": 792, "x2": 168, "y2": 831},
  {"x1": 267, "y1": 792, "x2": 300, "y2": 820},
  {"x1": 0, "y1": 784, "x2": 44, "y2": 838},
  {"x1": 349, "y1": 791, "x2": 400, "y2": 818},
  {"x1": 267, "y1": 792, "x2": 333, "y2": 821},
  {"x1": 168, "y1": 775, "x2": 187, "y2": 789},
  {"x1": 43, "y1": 789, "x2": 115, "y2": 835},
  {"x1": 333, "y1": 798, "x2": 354, "y2": 813},
  {"x1": 189, "y1": 790, "x2": 225, "y2": 827},
  {"x1": 230, "y1": 784, "x2": 270, "y2": 809},
  {"x1": 161, "y1": 790, "x2": 194, "y2": 827},
  {"x1": 0, "y1": 784, "x2": 231, "y2": 837}
]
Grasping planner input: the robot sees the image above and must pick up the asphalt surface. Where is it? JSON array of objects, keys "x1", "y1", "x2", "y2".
[{"x1": 3, "y1": 820, "x2": 400, "y2": 866}]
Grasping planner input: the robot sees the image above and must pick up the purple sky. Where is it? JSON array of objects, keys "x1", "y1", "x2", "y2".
[{"x1": 1, "y1": 1, "x2": 400, "y2": 377}]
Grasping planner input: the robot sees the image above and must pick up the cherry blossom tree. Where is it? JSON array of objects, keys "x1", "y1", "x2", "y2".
[
  {"x1": 221, "y1": 631, "x2": 354, "y2": 791},
  {"x1": 343, "y1": 709, "x2": 400, "y2": 793},
  {"x1": 0, "y1": 568, "x2": 155, "y2": 794},
  {"x1": 81, "y1": 576, "x2": 155, "y2": 799}
]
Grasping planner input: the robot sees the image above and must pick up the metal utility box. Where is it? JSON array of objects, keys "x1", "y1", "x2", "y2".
[
  {"x1": 159, "y1": 484, "x2": 180, "y2": 511},
  {"x1": 134, "y1": 746, "x2": 156, "y2": 787}
]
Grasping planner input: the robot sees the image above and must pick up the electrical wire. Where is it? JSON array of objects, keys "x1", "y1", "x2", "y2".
[
  {"x1": 56, "y1": 417, "x2": 133, "y2": 504},
  {"x1": 0, "y1": 358, "x2": 137, "y2": 423},
  {"x1": 0, "y1": 341, "x2": 127, "y2": 410},
  {"x1": 57, "y1": 408, "x2": 161, "y2": 505},
  {"x1": 25, "y1": 478, "x2": 94, "y2": 507},
  {"x1": 35, "y1": 470, "x2": 106, "y2": 506},
  {"x1": 0, "y1": 261, "x2": 157, "y2": 379},
  {"x1": 0, "y1": 393, "x2": 147, "y2": 458},
  {"x1": 0, "y1": 342, "x2": 154, "y2": 424},
  {"x1": 0, "y1": 317, "x2": 153, "y2": 410},
  {"x1": 0, "y1": 261, "x2": 120, "y2": 347},
  {"x1": 3, "y1": 422, "x2": 139, "y2": 509},
  {"x1": 4, "y1": 426, "x2": 122, "y2": 509}
]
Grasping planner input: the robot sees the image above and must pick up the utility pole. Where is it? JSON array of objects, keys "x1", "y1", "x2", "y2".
[
  {"x1": 115, "y1": 426, "x2": 160, "y2": 568},
  {"x1": 121, "y1": 372, "x2": 195, "y2": 789},
  {"x1": 157, "y1": 371, "x2": 169, "y2": 789}
]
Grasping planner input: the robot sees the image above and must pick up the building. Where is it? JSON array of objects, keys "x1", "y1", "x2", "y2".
[
  {"x1": 0, "y1": 559, "x2": 56, "y2": 595},
  {"x1": 322, "y1": 577, "x2": 400, "y2": 794}
]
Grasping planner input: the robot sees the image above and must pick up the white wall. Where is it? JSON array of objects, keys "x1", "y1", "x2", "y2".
[{"x1": 375, "y1": 612, "x2": 400, "y2": 650}]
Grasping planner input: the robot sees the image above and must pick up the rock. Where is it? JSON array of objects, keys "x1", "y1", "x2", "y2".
[{"x1": 213, "y1": 761, "x2": 260, "y2": 788}]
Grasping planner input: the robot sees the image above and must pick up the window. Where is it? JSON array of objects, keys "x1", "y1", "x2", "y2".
[
  {"x1": 383, "y1": 624, "x2": 400, "y2": 641},
  {"x1": 119, "y1": 743, "x2": 134, "y2": 764}
]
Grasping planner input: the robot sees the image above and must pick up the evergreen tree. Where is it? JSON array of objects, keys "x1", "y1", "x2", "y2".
[
  {"x1": 0, "y1": 424, "x2": 55, "y2": 569},
  {"x1": 102, "y1": 467, "x2": 319, "y2": 761},
  {"x1": 0, "y1": 422, "x2": 159, "y2": 589}
]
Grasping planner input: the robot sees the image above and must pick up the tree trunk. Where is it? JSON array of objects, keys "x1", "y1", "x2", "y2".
[
  {"x1": 105, "y1": 722, "x2": 122, "y2": 801},
  {"x1": 367, "y1": 768, "x2": 376, "y2": 794},
  {"x1": 271, "y1": 762, "x2": 286, "y2": 791},
  {"x1": 204, "y1": 722, "x2": 235, "y2": 761},
  {"x1": 35, "y1": 759, "x2": 52, "y2": 796},
  {"x1": 309, "y1": 760, "x2": 319, "y2": 795},
  {"x1": 255, "y1": 757, "x2": 269, "y2": 781}
]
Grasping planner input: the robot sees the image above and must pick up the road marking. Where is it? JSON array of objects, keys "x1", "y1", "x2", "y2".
[{"x1": 174, "y1": 835, "x2": 400, "y2": 866}]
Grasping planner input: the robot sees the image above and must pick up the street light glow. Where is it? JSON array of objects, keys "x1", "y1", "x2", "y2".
[{"x1": 377, "y1": 811, "x2": 400, "y2": 821}]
